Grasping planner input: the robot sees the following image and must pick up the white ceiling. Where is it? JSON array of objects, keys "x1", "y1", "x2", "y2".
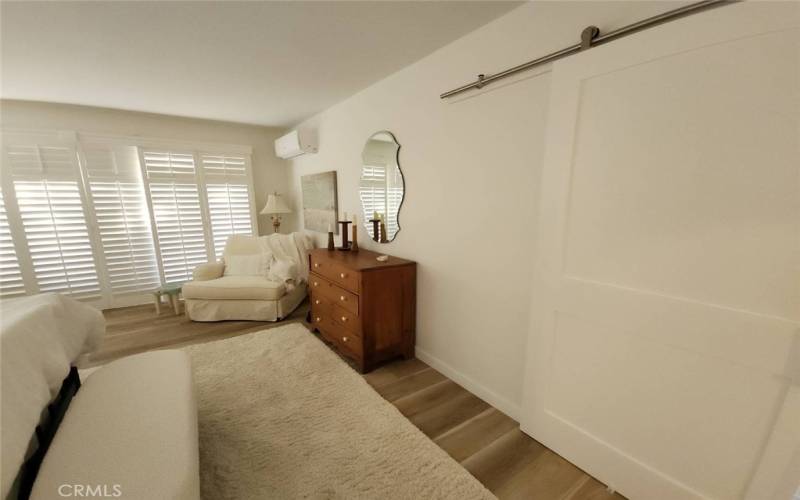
[{"x1": 1, "y1": 1, "x2": 521, "y2": 127}]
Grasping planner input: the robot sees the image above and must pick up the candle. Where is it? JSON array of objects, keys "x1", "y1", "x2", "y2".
[
  {"x1": 373, "y1": 211, "x2": 378, "y2": 220},
  {"x1": 352, "y1": 214, "x2": 357, "y2": 224},
  {"x1": 327, "y1": 223, "x2": 332, "y2": 232},
  {"x1": 343, "y1": 211, "x2": 348, "y2": 221}
]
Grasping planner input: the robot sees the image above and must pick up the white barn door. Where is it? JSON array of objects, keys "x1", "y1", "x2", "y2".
[{"x1": 520, "y1": 3, "x2": 799, "y2": 500}]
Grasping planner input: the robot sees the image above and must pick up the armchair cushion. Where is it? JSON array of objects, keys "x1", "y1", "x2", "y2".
[
  {"x1": 182, "y1": 276, "x2": 286, "y2": 301},
  {"x1": 192, "y1": 262, "x2": 225, "y2": 281}
]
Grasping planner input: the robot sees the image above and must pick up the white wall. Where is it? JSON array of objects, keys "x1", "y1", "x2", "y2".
[
  {"x1": 287, "y1": 1, "x2": 680, "y2": 418},
  {"x1": 0, "y1": 100, "x2": 291, "y2": 235}
]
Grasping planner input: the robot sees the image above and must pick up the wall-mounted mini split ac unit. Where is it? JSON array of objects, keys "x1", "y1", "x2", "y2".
[{"x1": 274, "y1": 128, "x2": 318, "y2": 159}]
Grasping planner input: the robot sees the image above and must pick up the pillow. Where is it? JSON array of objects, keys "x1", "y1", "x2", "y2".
[{"x1": 223, "y1": 254, "x2": 267, "y2": 277}]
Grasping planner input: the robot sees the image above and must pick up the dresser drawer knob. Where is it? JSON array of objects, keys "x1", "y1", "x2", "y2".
[
  {"x1": 340, "y1": 272, "x2": 346, "y2": 279},
  {"x1": 341, "y1": 316, "x2": 347, "y2": 322},
  {"x1": 314, "y1": 263, "x2": 319, "y2": 268},
  {"x1": 315, "y1": 300, "x2": 320, "y2": 305},
  {"x1": 342, "y1": 336, "x2": 348, "y2": 342},
  {"x1": 315, "y1": 317, "x2": 321, "y2": 322},
  {"x1": 313, "y1": 282, "x2": 318, "y2": 287},
  {"x1": 340, "y1": 295, "x2": 346, "y2": 301}
]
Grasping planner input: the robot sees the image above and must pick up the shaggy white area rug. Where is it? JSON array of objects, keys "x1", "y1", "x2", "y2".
[{"x1": 184, "y1": 323, "x2": 495, "y2": 500}]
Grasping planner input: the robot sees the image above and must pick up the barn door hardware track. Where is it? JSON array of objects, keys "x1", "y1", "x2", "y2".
[{"x1": 439, "y1": 0, "x2": 736, "y2": 99}]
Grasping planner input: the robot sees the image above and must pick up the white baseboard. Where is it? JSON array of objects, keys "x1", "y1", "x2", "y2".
[{"x1": 414, "y1": 346, "x2": 521, "y2": 421}]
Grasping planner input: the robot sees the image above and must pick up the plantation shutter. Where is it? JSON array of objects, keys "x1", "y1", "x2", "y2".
[
  {"x1": 359, "y1": 164, "x2": 402, "y2": 237},
  {"x1": 200, "y1": 154, "x2": 255, "y2": 259},
  {"x1": 385, "y1": 165, "x2": 403, "y2": 237},
  {"x1": 4, "y1": 139, "x2": 101, "y2": 299},
  {"x1": 81, "y1": 142, "x2": 160, "y2": 295},
  {"x1": 359, "y1": 164, "x2": 387, "y2": 231},
  {"x1": 1, "y1": 130, "x2": 255, "y2": 306},
  {"x1": 141, "y1": 151, "x2": 210, "y2": 284},
  {"x1": 0, "y1": 192, "x2": 25, "y2": 298}
]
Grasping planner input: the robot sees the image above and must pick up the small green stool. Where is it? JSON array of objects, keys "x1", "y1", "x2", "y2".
[{"x1": 152, "y1": 283, "x2": 184, "y2": 315}]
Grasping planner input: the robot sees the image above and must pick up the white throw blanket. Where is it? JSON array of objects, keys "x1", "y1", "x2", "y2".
[
  {"x1": 259, "y1": 232, "x2": 314, "y2": 282},
  {"x1": 0, "y1": 293, "x2": 105, "y2": 499}
]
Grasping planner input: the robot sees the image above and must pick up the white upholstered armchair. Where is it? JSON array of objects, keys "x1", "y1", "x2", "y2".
[{"x1": 182, "y1": 232, "x2": 313, "y2": 322}]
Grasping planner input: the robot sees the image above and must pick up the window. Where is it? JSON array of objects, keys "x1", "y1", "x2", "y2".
[
  {"x1": 0, "y1": 131, "x2": 256, "y2": 307},
  {"x1": 140, "y1": 150, "x2": 256, "y2": 283},
  {"x1": 141, "y1": 151, "x2": 209, "y2": 284},
  {"x1": 81, "y1": 143, "x2": 160, "y2": 294},
  {"x1": 359, "y1": 164, "x2": 402, "y2": 237},
  {"x1": 201, "y1": 154, "x2": 254, "y2": 259},
  {"x1": 0, "y1": 192, "x2": 25, "y2": 298},
  {"x1": 359, "y1": 164, "x2": 387, "y2": 227},
  {"x1": 14, "y1": 180, "x2": 100, "y2": 299},
  {"x1": 4, "y1": 140, "x2": 101, "y2": 299}
]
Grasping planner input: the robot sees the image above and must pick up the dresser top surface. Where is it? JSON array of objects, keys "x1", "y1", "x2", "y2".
[{"x1": 310, "y1": 248, "x2": 415, "y2": 271}]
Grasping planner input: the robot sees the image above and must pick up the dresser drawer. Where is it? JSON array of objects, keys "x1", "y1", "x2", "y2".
[
  {"x1": 309, "y1": 254, "x2": 360, "y2": 293},
  {"x1": 309, "y1": 273, "x2": 359, "y2": 315},
  {"x1": 311, "y1": 293, "x2": 362, "y2": 335},
  {"x1": 316, "y1": 315, "x2": 363, "y2": 358},
  {"x1": 309, "y1": 292, "x2": 331, "y2": 310},
  {"x1": 309, "y1": 293, "x2": 329, "y2": 324},
  {"x1": 331, "y1": 304, "x2": 361, "y2": 334}
]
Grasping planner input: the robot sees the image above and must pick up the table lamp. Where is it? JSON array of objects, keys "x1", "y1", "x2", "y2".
[{"x1": 261, "y1": 192, "x2": 292, "y2": 233}]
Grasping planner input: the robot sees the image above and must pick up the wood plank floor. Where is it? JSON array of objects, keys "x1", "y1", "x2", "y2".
[
  {"x1": 97, "y1": 302, "x2": 624, "y2": 500},
  {"x1": 89, "y1": 300, "x2": 309, "y2": 365}
]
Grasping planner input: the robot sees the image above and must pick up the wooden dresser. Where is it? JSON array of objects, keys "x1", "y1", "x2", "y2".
[{"x1": 308, "y1": 248, "x2": 416, "y2": 373}]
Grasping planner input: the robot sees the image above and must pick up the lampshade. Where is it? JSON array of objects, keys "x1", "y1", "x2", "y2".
[{"x1": 260, "y1": 192, "x2": 292, "y2": 214}]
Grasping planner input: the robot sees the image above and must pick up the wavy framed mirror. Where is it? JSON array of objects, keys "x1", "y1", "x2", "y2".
[{"x1": 359, "y1": 131, "x2": 404, "y2": 242}]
